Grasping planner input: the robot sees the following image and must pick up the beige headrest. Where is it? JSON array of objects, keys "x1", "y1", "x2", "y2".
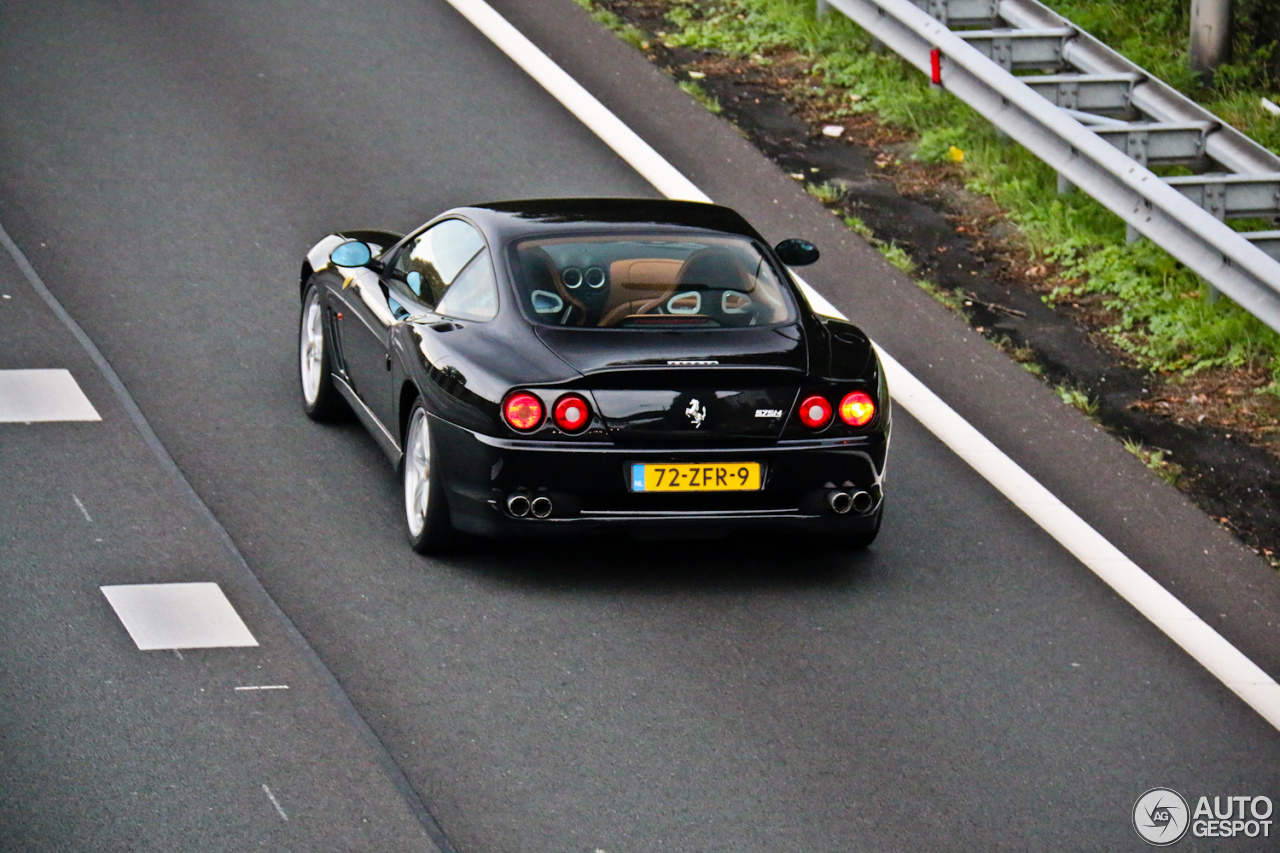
[{"x1": 609, "y1": 258, "x2": 683, "y2": 291}]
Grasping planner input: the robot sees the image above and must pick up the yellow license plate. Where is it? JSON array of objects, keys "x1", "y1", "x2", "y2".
[{"x1": 630, "y1": 462, "x2": 762, "y2": 492}]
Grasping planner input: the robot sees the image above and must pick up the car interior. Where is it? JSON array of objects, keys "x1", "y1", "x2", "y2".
[{"x1": 514, "y1": 236, "x2": 792, "y2": 329}]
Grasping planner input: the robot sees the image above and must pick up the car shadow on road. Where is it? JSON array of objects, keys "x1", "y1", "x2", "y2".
[{"x1": 438, "y1": 533, "x2": 887, "y2": 594}]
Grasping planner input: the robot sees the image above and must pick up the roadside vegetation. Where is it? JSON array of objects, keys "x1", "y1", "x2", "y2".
[
  {"x1": 648, "y1": 0, "x2": 1280, "y2": 393},
  {"x1": 579, "y1": 0, "x2": 1280, "y2": 567},
  {"x1": 1045, "y1": 0, "x2": 1280, "y2": 153},
  {"x1": 677, "y1": 78, "x2": 722, "y2": 113}
]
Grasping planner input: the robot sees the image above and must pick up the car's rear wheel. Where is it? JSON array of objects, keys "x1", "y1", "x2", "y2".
[
  {"x1": 403, "y1": 402, "x2": 451, "y2": 554},
  {"x1": 299, "y1": 280, "x2": 344, "y2": 420}
]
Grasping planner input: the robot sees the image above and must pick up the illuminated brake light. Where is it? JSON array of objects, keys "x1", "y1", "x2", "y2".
[
  {"x1": 840, "y1": 391, "x2": 876, "y2": 426},
  {"x1": 503, "y1": 391, "x2": 544, "y2": 431},
  {"x1": 553, "y1": 394, "x2": 591, "y2": 432},
  {"x1": 798, "y1": 395, "x2": 832, "y2": 429}
]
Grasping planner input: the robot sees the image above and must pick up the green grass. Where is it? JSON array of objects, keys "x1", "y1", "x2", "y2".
[
  {"x1": 1056, "y1": 384, "x2": 1099, "y2": 417},
  {"x1": 1040, "y1": 0, "x2": 1280, "y2": 154},
  {"x1": 804, "y1": 180, "x2": 843, "y2": 204},
  {"x1": 570, "y1": 0, "x2": 648, "y2": 48},
  {"x1": 841, "y1": 214, "x2": 875, "y2": 239},
  {"x1": 915, "y1": 278, "x2": 965, "y2": 313},
  {"x1": 678, "y1": 79, "x2": 722, "y2": 113},
  {"x1": 650, "y1": 0, "x2": 1280, "y2": 388},
  {"x1": 1122, "y1": 437, "x2": 1185, "y2": 486},
  {"x1": 813, "y1": 202, "x2": 919, "y2": 275},
  {"x1": 878, "y1": 241, "x2": 916, "y2": 274},
  {"x1": 993, "y1": 335, "x2": 1045, "y2": 376}
]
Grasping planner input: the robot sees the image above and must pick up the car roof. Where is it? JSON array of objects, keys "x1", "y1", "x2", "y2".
[{"x1": 450, "y1": 198, "x2": 767, "y2": 243}]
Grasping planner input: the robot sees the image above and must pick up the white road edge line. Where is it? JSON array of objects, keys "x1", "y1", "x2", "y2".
[{"x1": 445, "y1": 0, "x2": 1280, "y2": 731}]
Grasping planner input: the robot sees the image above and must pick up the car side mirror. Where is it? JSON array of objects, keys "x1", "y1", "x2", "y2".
[
  {"x1": 331, "y1": 240, "x2": 373, "y2": 268},
  {"x1": 774, "y1": 238, "x2": 819, "y2": 266}
]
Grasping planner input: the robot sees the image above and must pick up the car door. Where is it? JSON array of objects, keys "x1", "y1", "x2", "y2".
[
  {"x1": 385, "y1": 219, "x2": 494, "y2": 414},
  {"x1": 330, "y1": 219, "x2": 488, "y2": 433},
  {"x1": 330, "y1": 263, "x2": 400, "y2": 432}
]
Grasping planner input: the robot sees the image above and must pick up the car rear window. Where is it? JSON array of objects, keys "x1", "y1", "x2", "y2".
[{"x1": 510, "y1": 233, "x2": 795, "y2": 329}]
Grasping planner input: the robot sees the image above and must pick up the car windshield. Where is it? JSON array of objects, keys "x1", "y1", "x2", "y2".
[{"x1": 509, "y1": 233, "x2": 795, "y2": 328}]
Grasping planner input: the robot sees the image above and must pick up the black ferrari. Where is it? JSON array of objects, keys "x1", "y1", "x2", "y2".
[{"x1": 298, "y1": 198, "x2": 890, "y2": 552}]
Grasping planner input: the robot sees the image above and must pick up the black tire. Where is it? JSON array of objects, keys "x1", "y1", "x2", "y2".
[
  {"x1": 299, "y1": 280, "x2": 345, "y2": 421},
  {"x1": 403, "y1": 401, "x2": 452, "y2": 554}
]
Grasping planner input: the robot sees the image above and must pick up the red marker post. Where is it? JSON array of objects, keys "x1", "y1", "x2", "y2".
[{"x1": 930, "y1": 48, "x2": 942, "y2": 87}]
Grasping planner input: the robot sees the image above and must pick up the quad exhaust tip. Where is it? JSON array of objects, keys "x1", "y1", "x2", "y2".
[
  {"x1": 506, "y1": 493, "x2": 531, "y2": 518},
  {"x1": 507, "y1": 492, "x2": 554, "y2": 518},
  {"x1": 827, "y1": 489, "x2": 873, "y2": 515},
  {"x1": 850, "y1": 490, "x2": 873, "y2": 514}
]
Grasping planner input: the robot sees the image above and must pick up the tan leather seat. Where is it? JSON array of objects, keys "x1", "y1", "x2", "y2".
[
  {"x1": 598, "y1": 258, "x2": 682, "y2": 327},
  {"x1": 674, "y1": 246, "x2": 753, "y2": 292},
  {"x1": 673, "y1": 246, "x2": 759, "y2": 325}
]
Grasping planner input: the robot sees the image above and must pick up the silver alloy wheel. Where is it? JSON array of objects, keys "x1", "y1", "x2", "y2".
[
  {"x1": 404, "y1": 407, "x2": 431, "y2": 537},
  {"x1": 300, "y1": 290, "x2": 325, "y2": 406}
]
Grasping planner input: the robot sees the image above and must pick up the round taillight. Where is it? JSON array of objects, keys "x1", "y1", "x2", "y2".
[
  {"x1": 553, "y1": 394, "x2": 591, "y2": 432},
  {"x1": 798, "y1": 395, "x2": 832, "y2": 429},
  {"x1": 839, "y1": 391, "x2": 876, "y2": 427},
  {"x1": 503, "y1": 391, "x2": 544, "y2": 431}
]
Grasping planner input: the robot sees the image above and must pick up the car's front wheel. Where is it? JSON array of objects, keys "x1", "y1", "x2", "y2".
[
  {"x1": 299, "y1": 280, "x2": 344, "y2": 420},
  {"x1": 403, "y1": 401, "x2": 451, "y2": 554}
]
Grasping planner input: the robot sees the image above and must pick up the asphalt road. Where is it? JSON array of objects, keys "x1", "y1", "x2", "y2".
[{"x1": 2, "y1": 1, "x2": 1279, "y2": 850}]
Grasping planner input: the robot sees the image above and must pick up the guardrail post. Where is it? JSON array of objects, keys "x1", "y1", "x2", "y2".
[
  {"x1": 819, "y1": 0, "x2": 1280, "y2": 334},
  {"x1": 817, "y1": 0, "x2": 831, "y2": 19},
  {"x1": 1189, "y1": 0, "x2": 1233, "y2": 81},
  {"x1": 1057, "y1": 173, "x2": 1073, "y2": 194}
]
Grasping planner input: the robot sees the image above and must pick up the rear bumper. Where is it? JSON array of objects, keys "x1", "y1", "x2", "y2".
[{"x1": 431, "y1": 416, "x2": 889, "y2": 538}]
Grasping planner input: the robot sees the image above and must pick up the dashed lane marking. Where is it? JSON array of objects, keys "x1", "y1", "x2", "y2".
[
  {"x1": 101, "y1": 582, "x2": 258, "y2": 650},
  {"x1": 0, "y1": 368, "x2": 100, "y2": 422},
  {"x1": 72, "y1": 493, "x2": 94, "y2": 523},
  {"x1": 262, "y1": 784, "x2": 289, "y2": 822}
]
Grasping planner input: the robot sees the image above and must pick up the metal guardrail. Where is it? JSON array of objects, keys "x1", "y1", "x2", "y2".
[{"x1": 817, "y1": 0, "x2": 1280, "y2": 335}]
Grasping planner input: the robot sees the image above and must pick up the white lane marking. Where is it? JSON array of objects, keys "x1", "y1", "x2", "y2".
[
  {"x1": 72, "y1": 493, "x2": 93, "y2": 523},
  {"x1": 448, "y1": 0, "x2": 1280, "y2": 731},
  {"x1": 443, "y1": 0, "x2": 707, "y2": 203},
  {"x1": 262, "y1": 784, "x2": 289, "y2": 821},
  {"x1": 878, "y1": 346, "x2": 1280, "y2": 725},
  {"x1": 101, "y1": 583, "x2": 259, "y2": 650},
  {"x1": 0, "y1": 368, "x2": 101, "y2": 422},
  {"x1": 235, "y1": 684, "x2": 290, "y2": 691}
]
